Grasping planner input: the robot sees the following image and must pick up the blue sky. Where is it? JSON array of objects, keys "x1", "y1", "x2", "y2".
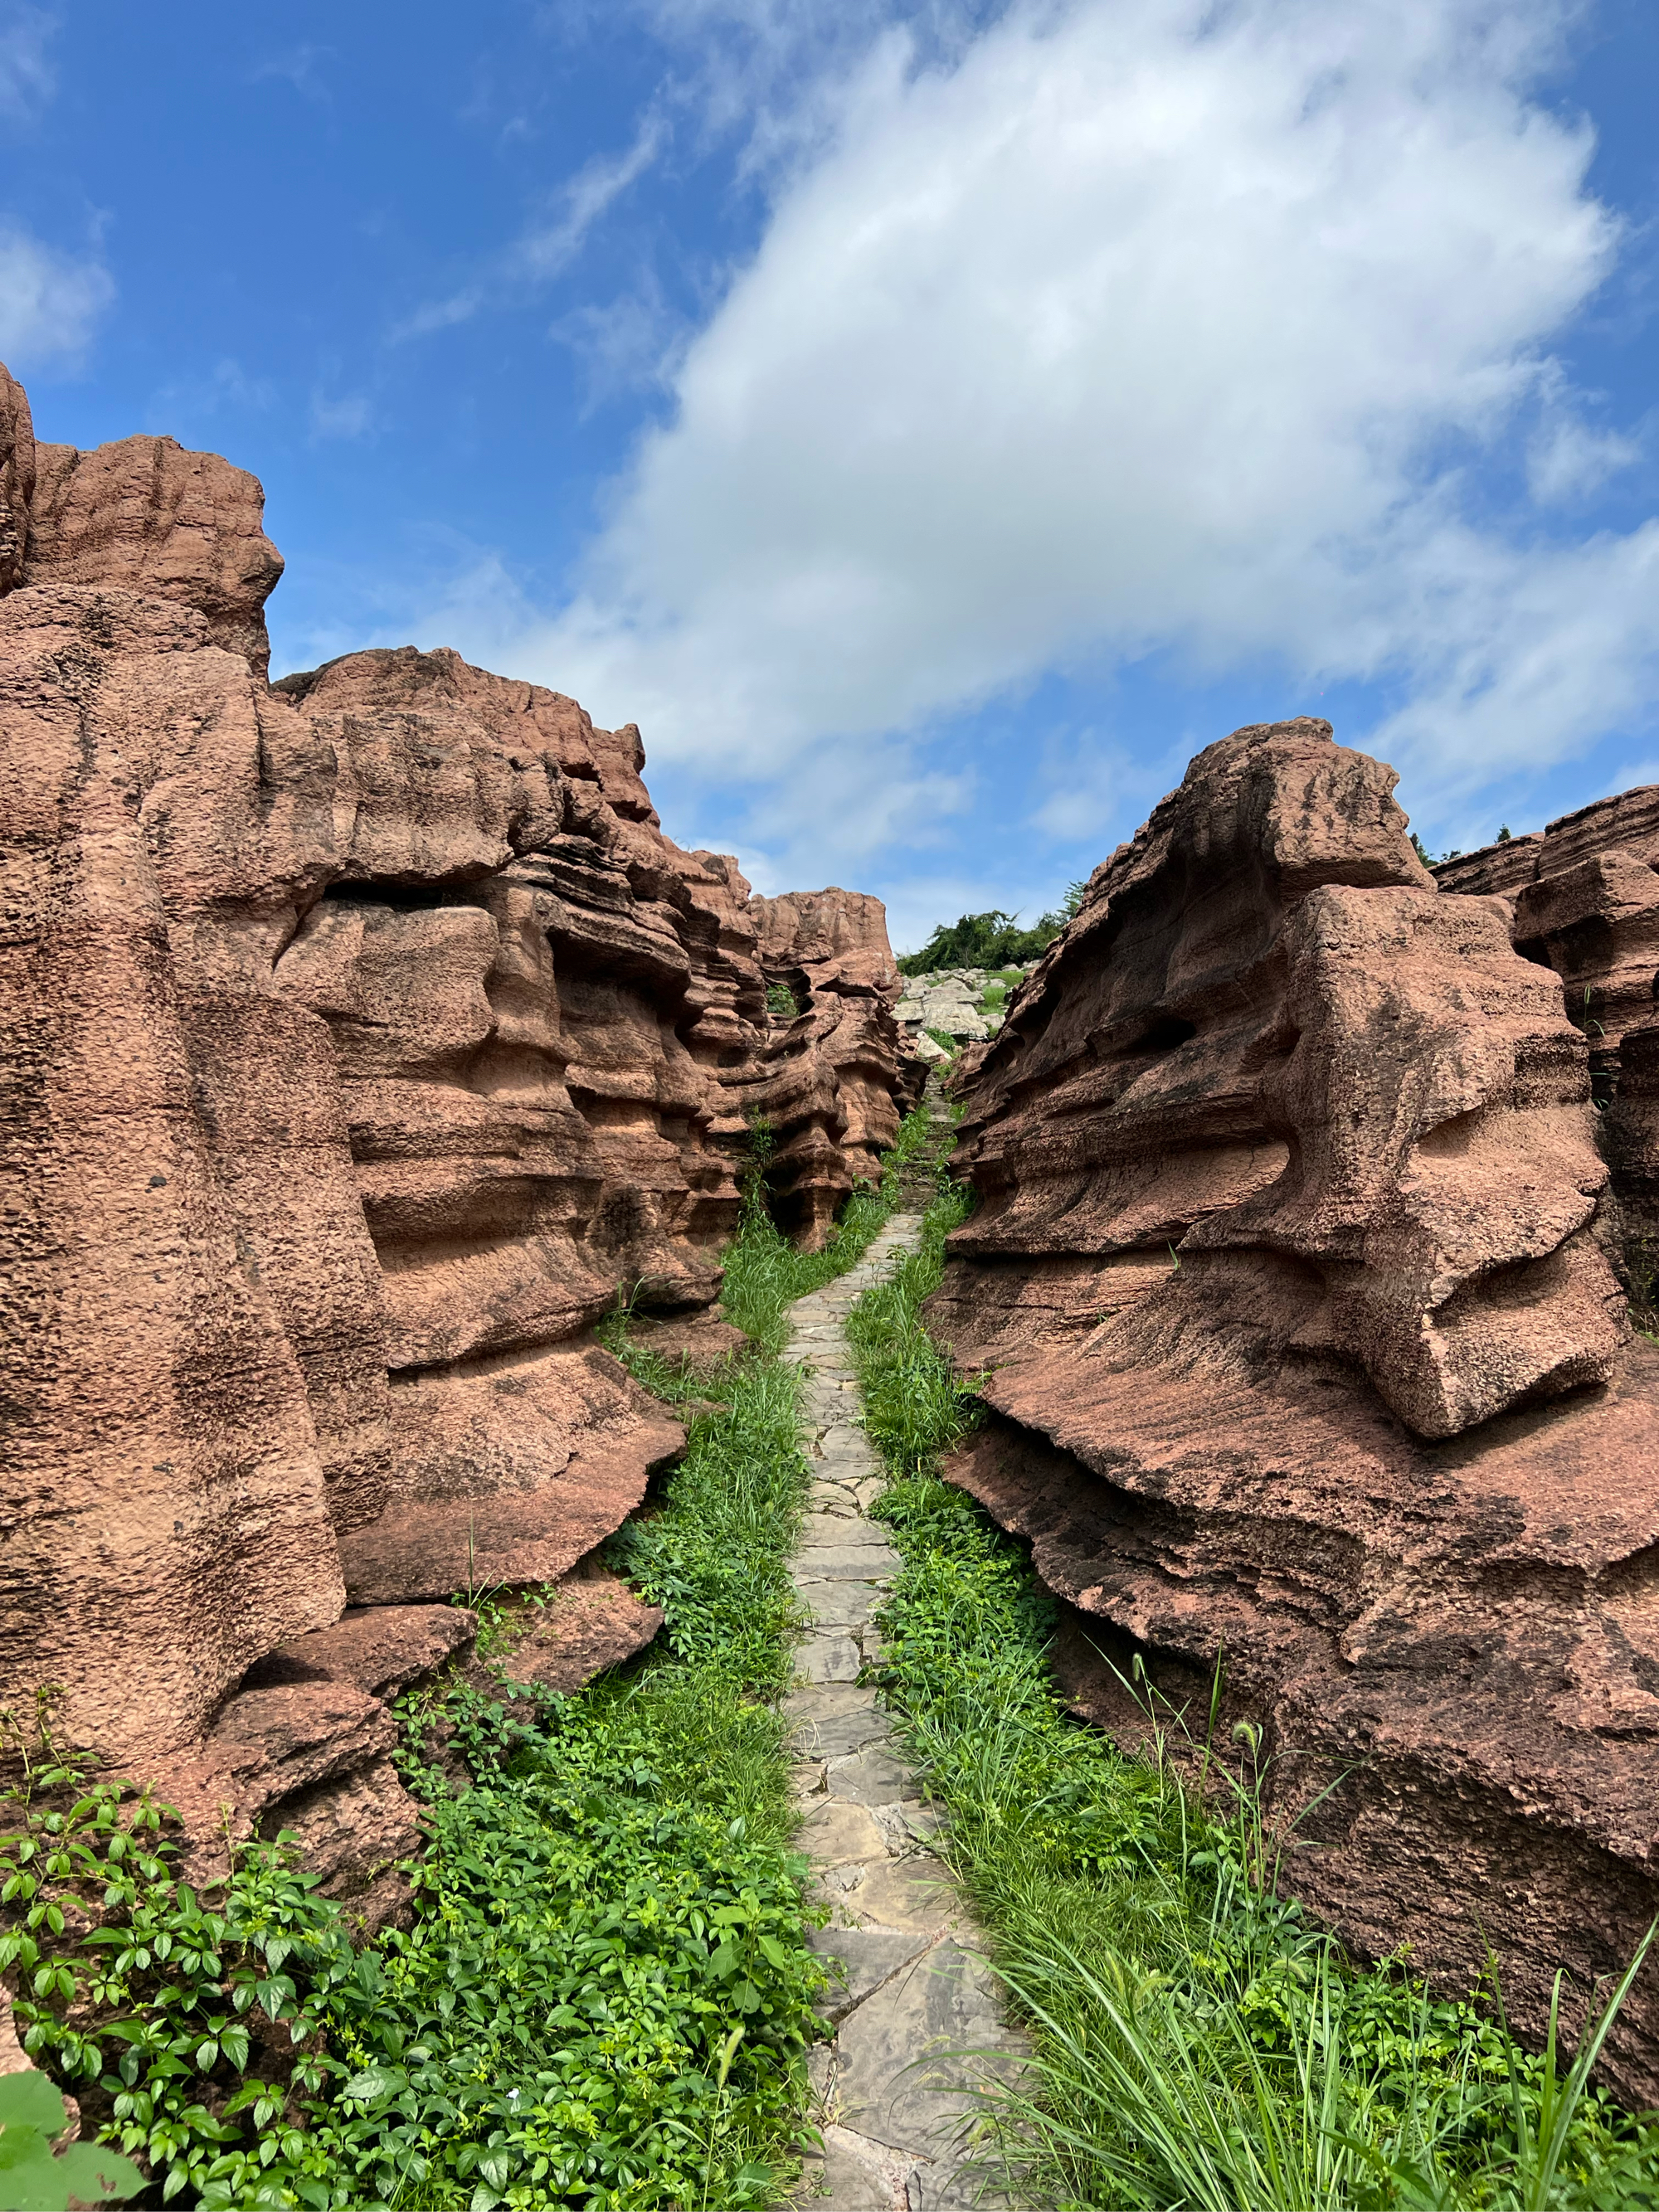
[{"x1": 3, "y1": 0, "x2": 1657, "y2": 951}]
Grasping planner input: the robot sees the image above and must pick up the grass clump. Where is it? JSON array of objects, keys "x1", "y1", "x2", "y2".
[
  {"x1": 2, "y1": 1364, "x2": 824, "y2": 2212},
  {"x1": 847, "y1": 1185, "x2": 1659, "y2": 2212},
  {"x1": 707, "y1": 1106, "x2": 935, "y2": 1354}
]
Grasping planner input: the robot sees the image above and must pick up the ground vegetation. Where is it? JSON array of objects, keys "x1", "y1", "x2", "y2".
[{"x1": 847, "y1": 1180, "x2": 1659, "y2": 2211}]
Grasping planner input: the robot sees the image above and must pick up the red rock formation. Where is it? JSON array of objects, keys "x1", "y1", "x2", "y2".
[
  {"x1": 0, "y1": 365, "x2": 33, "y2": 592},
  {"x1": 23, "y1": 425, "x2": 285, "y2": 678},
  {"x1": 1437, "y1": 795, "x2": 1659, "y2": 1308},
  {"x1": 152, "y1": 1604, "x2": 478, "y2": 1932},
  {"x1": 937, "y1": 720, "x2": 1659, "y2": 2094},
  {"x1": 494, "y1": 1562, "x2": 664, "y2": 1697},
  {"x1": 740, "y1": 888, "x2": 907, "y2": 1242},
  {"x1": 0, "y1": 365, "x2": 905, "y2": 1914}
]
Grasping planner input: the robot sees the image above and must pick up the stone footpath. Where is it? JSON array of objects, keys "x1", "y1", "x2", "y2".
[{"x1": 785, "y1": 1218, "x2": 1025, "y2": 2210}]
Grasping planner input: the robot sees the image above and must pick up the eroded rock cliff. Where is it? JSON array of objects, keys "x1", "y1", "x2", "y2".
[
  {"x1": 937, "y1": 718, "x2": 1659, "y2": 2096},
  {"x1": 1437, "y1": 797, "x2": 1659, "y2": 1317},
  {"x1": 0, "y1": 367, "x2": 904, "y2": 1916}
]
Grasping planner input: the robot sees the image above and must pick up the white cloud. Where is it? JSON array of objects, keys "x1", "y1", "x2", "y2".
[
  {"x1": 552, "y1": 276, "x2": 685, "y2": 408},
  {"x1": 444, "y1": 0, "x2": 1657, "y2": 839},
  {"x1": 309, "y1": 389, "x2": 375, "y2": 440},
  {"x1": 1526, "y1": 414, "x2": 1640, "y2": 505},
  {"x1": 146, "y1": 356, "x2": 275, "y2": 430},
  {"x1": 392, "y1": 289, "x2": 484, "y2": 343},
  {"x1": 0, "y1": 220, "x2": 112, "y2": 367},
  {"x1": 0, "y1": 4, "x2": 54, "y2": 119},
  {"x1": 251, "y1": 42, "x2": 333, "y2": 102},
  {"x1": 516, "y1": 116, "x2": 667, "y2": 280},
  {"x1": 1022, "y1": 718, "x2": 1186, "y2": 844},
  {"x1": 392, "y1": 114, "x2": 666, "y2": 341},
  {"x1": 1364, "y1": 515, "x2": 1659, "y2": 800}
]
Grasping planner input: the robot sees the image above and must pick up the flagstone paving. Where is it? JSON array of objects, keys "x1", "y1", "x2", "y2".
[{"x1": 783, "y1": 1216, "x2": 1026, "y2": 2210}]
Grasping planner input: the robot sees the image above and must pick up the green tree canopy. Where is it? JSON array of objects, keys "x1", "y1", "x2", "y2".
[{"x1": 898, "y1": 897, "x2": 1078, "y2": 977}]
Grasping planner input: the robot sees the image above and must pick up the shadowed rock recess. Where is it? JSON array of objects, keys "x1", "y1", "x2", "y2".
[
  {"x1": 936, "y1": 717, "x2": 1659, "y2": 2099},
  {"x1": 0, "y1": 362, "x2": 907, "y2": 1918}
]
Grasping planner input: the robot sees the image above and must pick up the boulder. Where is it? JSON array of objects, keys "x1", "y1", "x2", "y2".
[
  {"x1": 937, "y1": 718, "x2": 1659, "y2": 2095},
  {"x1": 25, "y1": 430, "x2": 285, "y2": 678},
  {"x1": 495, "y1": 1560, "x2": 664, "y2": 1695}
]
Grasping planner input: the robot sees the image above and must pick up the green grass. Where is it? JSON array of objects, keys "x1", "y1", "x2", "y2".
[
  {"x1": 697, "y1": 1106, "x2": 932, "y2": 1355},
  {"x1": 0, "y1": 1123, "x2": 934, "y2": 2211},
  {"x1": 846, "y1": 1187, "x2": 1659, "y2": 2212}
]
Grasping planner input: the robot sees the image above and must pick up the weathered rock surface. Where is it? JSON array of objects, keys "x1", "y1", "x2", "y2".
[
  {"x1": 937, "y1": 718, "x2": 1659, "y2": 2095},
  {"x1": 148, "y1": 1604, "x2": 477, "y2": 1928},
  {"x1": 1437, "y1": 795, "x2": 1659, "y2": 1309},
  {"x1": 893, "y1": 961, "x2": 1036, "y2": 1052},
  {"x1": 20, "y1": 411, "x2": 285, "y2": 678},
  {"x1": 0, "y1": 362, "x2": 904, "y2": 1916},
  {"x1": 495, "y1": 1561, "x2": 664, "y2": 1696},
  {"x1": 0, "y1": 365, "x2": 34, "y2": 592},
  {"x1": 740, "y1": 888, "x2": 907, "y2": 1243}
]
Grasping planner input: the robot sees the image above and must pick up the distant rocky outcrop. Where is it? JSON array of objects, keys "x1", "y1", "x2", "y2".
[
  {"x1": 937, "y1": 718, "x2": 1659, "y2": 2098},
  {"x1": 893, "y1": 964, "x2": 1038, "y2": 1057},
  {"x1": 742, "y1": 888, "x2": 907, "y2": 1242},
  {"x1": 0, "y1": 365, "x2": 905, "y2": 1918}
]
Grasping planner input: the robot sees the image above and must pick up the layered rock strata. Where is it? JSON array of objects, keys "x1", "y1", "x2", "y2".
[
  {"x1": 742, "y1": 889, "x2": 909, "y2": 1242},
  {"x1": 934, "y1": 718, "x2": 1659, "y2": 2095},
  {"x1": 1437, "y1": 796, "x2": 1659, "y2": 1309},
  {"x1": 0, "y1": 363, "x2": 904, "y2": 1911}
]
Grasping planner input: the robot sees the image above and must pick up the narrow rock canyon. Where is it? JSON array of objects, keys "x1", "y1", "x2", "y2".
[
  {"x1": 0, "y1": 362, "x2": 910, "y2": 1916},
  {"x1": 10, "y1": 352, "x2": 1659, "y2": 2109}
]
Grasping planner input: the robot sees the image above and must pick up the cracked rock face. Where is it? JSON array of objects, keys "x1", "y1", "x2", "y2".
[
  {"x1": 938, "y1": 718, "x2": 1659, "y2": 2097},
  {"x1": 0, "y1": 362, "x2": 903, "y2": 1916}
]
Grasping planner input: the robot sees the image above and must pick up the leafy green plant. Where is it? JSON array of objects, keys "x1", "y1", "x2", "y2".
[
  {"x1": 764, "y1": 982, "x2": 798, "y2": 1020},
  {"x1": 0, "y1": 2069, "x2": 143, "y2": 2210},
  {"x1": 847, "y1": 1182, "x2": 1659, "y2": 2212},
  {"x1": 0, "y1": 1690, "x2": 381, "y2": 2210}
]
